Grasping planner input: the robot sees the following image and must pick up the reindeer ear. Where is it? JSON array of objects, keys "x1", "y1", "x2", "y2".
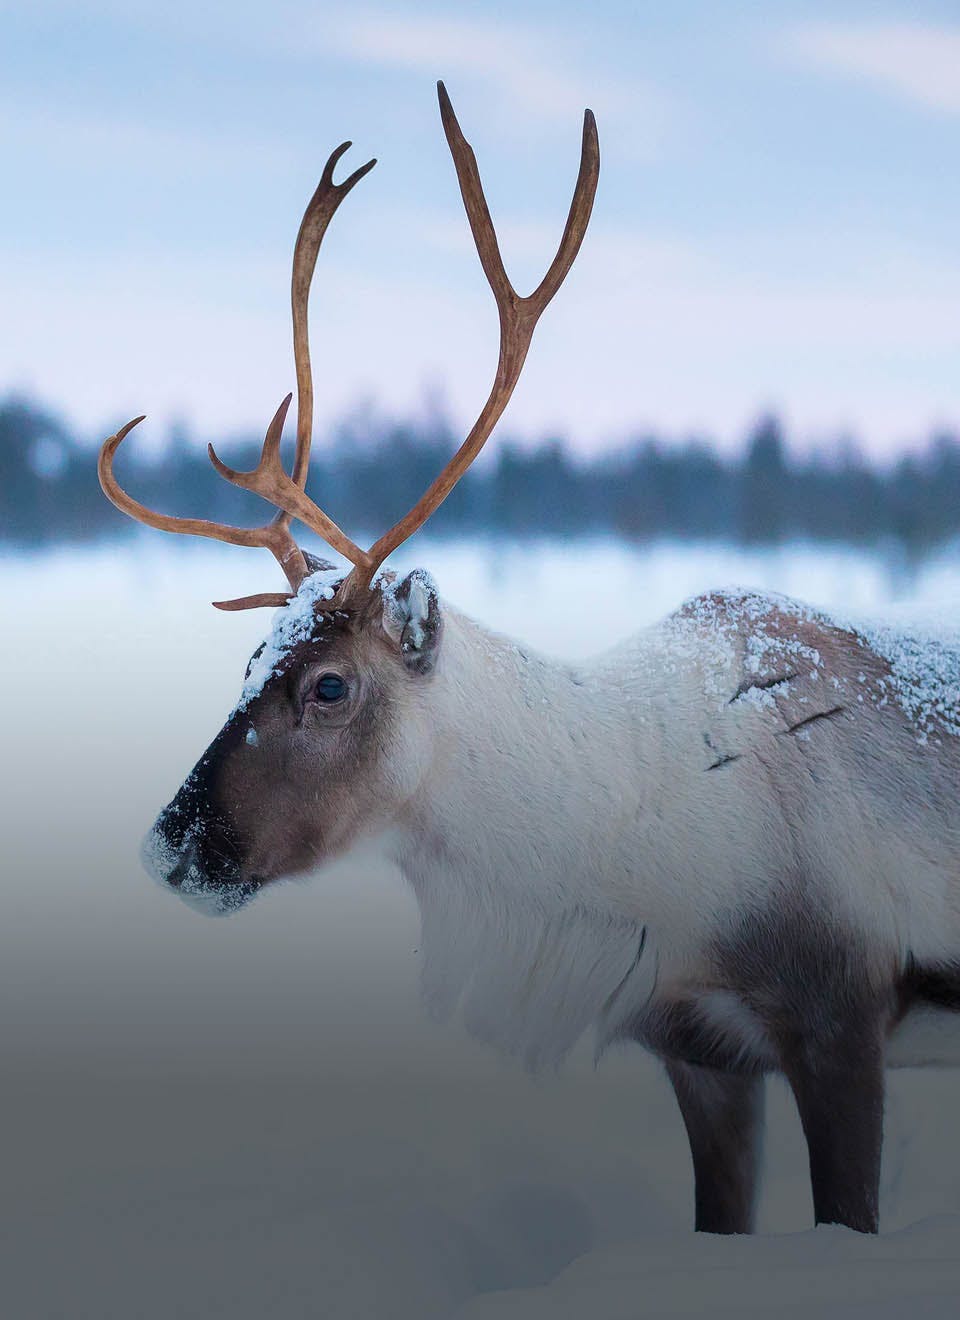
[
  {"x1": 381, "y1": 569, "x2": 442, "y2": 675},
  {"x1": 301, "y1": 550, "x2": 339, "y2": 575}
]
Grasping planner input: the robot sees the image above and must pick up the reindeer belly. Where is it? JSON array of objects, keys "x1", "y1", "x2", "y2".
[
  {"x1": 627, "y1": 987, "x2": 960, "y2": 1072},
  {"x1": 628, "y1": 988, "x2": 778, "y2": 1074},
  {"x1": 888, "y1": 1006, "x2": 960, "y2": 1068}
]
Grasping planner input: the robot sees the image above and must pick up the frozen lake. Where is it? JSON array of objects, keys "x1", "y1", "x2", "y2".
[{"x1": 4, "y1": 536, "x2": 960, "y2": 1318}]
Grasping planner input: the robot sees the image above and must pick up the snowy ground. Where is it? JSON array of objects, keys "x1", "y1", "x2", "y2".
[{"x1": 4, "y1": 536, "x2": 960, "y2": 1318}]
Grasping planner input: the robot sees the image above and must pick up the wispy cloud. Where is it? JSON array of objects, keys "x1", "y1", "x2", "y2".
[
  {"x1": 786, "y1": 21, "x2": 960, "y2": 114},
  {"x1": 321, "y1": 9, "x2": 672, "y2": 154},
  {"x1": 6, "y1": 3, "x2": 675, "y2": 159},
  {"x1": 0, "y1": 99, "x2": 300, "y2": 177}
]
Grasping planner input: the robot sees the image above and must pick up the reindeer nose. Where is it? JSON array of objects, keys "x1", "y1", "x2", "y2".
[
  {"x1": 142, "y1": 802, "x2": 254, "y2": 916},
  {"x1": 142, "y1": 754, "x2": 242, "y2": 889},
  {"x1": 163, "y1": 838, "x2": 197, "y2": 890},
  {"x1": 151, "y1": 799, "x2": 190, "y2": 855},
  {"x1": 141, "y1": 720, "x2": 258, "y2": 913}
]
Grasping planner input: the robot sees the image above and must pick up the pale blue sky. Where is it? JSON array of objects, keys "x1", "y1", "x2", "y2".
[{"x1": 3, "y1": 0, "x2": 960, "y2": 457}]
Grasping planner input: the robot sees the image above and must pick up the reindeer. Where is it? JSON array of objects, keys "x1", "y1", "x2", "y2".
[{"x1": 98, "y1": 82, "x2": 960, "y2": 1238}]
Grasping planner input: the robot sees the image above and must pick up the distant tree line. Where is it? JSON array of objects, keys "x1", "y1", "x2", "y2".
[{"x1": 3, "y1": 393, "x2": 960, "y2": 553}]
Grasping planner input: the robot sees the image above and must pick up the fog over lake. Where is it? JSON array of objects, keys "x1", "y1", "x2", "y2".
[{"x1": 5, "y1": 537, "x2": 960, "y2": 1318}]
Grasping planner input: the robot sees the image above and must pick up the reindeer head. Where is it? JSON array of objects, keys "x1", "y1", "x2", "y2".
[{"x1": 99, "y1": 82, "x2": 599, "y2": 915}]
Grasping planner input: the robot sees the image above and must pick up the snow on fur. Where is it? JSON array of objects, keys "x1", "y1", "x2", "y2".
[
  {"x1": 381, "y1": 567, "x2": 439, "y2": 648},
  {"x1": 857, "y1": 619, "x2": 960, "y2": 743},
  {"x1": 676, "y1": 587, "x2": 960, "y2": 743},
  {"x1": 236, "y1": 568, "x2": 341, "y2": 710}
]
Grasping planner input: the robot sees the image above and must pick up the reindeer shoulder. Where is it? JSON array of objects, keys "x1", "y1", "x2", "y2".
[{"x1": 645, "y1": 589, "x2": 960, "y2": 767}]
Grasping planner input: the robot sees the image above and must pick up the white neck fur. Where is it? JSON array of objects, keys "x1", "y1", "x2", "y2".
[{"x1": 389, "y1": 608, "x2": 660, "y2": 1069}]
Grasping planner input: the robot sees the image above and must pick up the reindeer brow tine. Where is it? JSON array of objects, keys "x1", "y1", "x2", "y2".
[{"x1": 212, "y1": 591, "x2": 293, "y2": 612}]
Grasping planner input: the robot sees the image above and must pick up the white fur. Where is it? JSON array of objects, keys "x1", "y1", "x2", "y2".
[{"x1": 378, "y1": 590, "x2": 960, "y2": 1070}]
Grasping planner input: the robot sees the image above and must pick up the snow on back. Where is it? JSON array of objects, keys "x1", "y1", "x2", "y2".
[
  {"x1": 678, "y1": 587, "x2": 960, "y2": 744},
  {"x1": 854, "y1": 615, "x2": 960, "y2": 743},
  {"x1": 236, "y1": 568, "x2": 341, "y2": 710},
  {"x1": 665, "y1": 587, "x2": 829, "y2": 707}
]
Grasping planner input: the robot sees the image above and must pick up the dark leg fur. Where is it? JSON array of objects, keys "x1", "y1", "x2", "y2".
[
  {"x1": 665, "y1": 1060, "x2": 765, "y2": 1234},
  {"x1": 777, "y1": 1017, "x2": 885, "y2": 1234},
  {"x1": 713, "y1": 906, "x2": 895, "y2": 1234}
]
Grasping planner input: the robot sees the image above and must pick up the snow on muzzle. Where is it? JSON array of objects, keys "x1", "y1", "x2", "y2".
[{"x1": 141, "y1": 766, "x2": 259, "y2": 918}]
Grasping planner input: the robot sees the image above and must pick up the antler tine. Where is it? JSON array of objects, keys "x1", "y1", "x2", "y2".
[
  {"x1": 208, "y1": 393, "x2": 373, "y2": 574},
  {"x1": 344, "y1": 81, "x2": 599, "y2": 592},
  {"x1": 435, "y1": 81, "x2": 515, "y2": 310},
  {"x1": 284, "y1": 143, "x2": 377, "y2": 502},
  {"x1": 529, "y1": 108, "x2": 599, "y2": 315},
  {"x1": 98, "y1": 414, "x2": 308, "y2": 591}
]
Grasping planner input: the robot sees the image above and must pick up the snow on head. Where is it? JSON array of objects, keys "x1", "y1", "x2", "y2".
[{"x1": 237, "y1": 567, "x2": 342, "y2": 710}]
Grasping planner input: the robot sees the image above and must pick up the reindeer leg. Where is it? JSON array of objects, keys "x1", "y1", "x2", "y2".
[
  {"x1": 777, "y1": 1015, "x2": 886, "y2": 1234},
  {"x1": 664, "y1": 1059, "x2": 765, "y2": 1234}
]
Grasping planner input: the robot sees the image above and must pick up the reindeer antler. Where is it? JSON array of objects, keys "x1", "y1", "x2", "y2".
[
  {"x1": 98, "y1": 84, "x2": 599, "y2": 614},
  {"x1": 211, "y1": 143, "x2": 377, "y2": 610},
  {"x1": 207, "y1": 393, "x2": 372, "y2": 596},
  {"x1": 355, "y1": 82, "x2": 599, "y2": 592},
  {"x1": 98, "y1": 139, "x2": 377, "y2": 608},
  {"x1": 98, "y1": 413, "x2": 309, "y2": 592}
]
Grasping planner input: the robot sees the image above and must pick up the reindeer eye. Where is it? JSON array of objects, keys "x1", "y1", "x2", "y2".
[{"x1": 314, "y1": 673, "x2": 347, "y2": 703}]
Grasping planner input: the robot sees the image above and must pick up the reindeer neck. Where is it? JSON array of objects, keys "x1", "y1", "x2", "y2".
[
  {"x1": 387, "y1": 607, "x2": 664, "y2": 1068},
  {"x1": 392, "y1": 608, "x2": 655, "y2": 911}
]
